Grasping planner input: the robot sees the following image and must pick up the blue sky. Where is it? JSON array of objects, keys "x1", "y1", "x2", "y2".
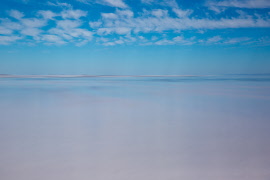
[{"x1": 0, "y1": 0, "x2": 270, "y2": 75}]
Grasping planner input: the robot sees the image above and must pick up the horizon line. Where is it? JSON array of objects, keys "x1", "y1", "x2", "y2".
[{"x1": 1, "y1": 74, "x2": 270, "y2": 78}]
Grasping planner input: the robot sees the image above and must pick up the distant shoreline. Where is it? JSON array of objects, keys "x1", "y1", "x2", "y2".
[
  {"x1": 1, "y1": 74, "x2": 270, "y2": 79},
  {"x1": 0, "y1": 74, "x2": 211, "y2": 78}
]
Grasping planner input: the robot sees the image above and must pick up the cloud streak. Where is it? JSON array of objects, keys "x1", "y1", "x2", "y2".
[
  {"x1": 207, "y1": 0, "x2": 270, "y2": 9},
  {"x1": 76, "y1": 0, "x2": 128, "y2": 8},
  {"x1": 91, "y1": 9, "x2": 270, "y2": 34}
]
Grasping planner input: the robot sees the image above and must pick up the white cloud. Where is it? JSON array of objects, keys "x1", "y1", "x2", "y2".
[
  {"x1": 202, "y1": 36, "x2": 253, "y2": 45},
  {"x1": 141, "y1": 0, "x2": 179, "y2": 8},
  {"x1": 48, "y1": 28, "x2": 73, "y2": 40},
  {"x1": 76, "y1": 0, "x2": 92, "y2": 5},
  {"x1": 96, "y1": 27, "x2": 130, "y2": 35},
  {"x1": 103, "y1": 41, "x2": 116, "y2": 46},
  {"x1": 101, "y1": 10, "x2": 133, "y2": 20},
  {"x1": 155, "y1": 39, "x2": 174, "y2": 45},
  {"x1": 91, "y1": 9, "x2": 270, "y2": 35},
  {"x1": 173, "y1": 36, "x2": 184, "y2": 42},
  {"x1": 1, "y1": 9, "x2": 93, "y2": 46},
  {"x1": 9, "y1": 10, "x2": 24, "y2": 19},
  {"x1": 115, "y1": 27, "x2": 131, "y2": 34},
  {"x1": 0, "y1": 27, "x2": 13, "y2": 35},
  {"x1": 172, "y1": 36, "x2": 196, "y2": 45},
  {"x1": 164, "y1": 0, "x2": 179, "y2": 8},
  {"x1": 207, "y1": 0, "x2": 270, "y2": 9},
  {"x1": 151, "y1": 36, "x2": 158, "y2": 41},
  {"x1": 102, "y1": 0, "x2": 128, "y2": 8},
  {"x1": 207, "y1": 36, "x2": 222, "y2": 43},
  {"x1": 223, "y1": 37, "x2": 251, "y2": 44},
  {"x1": 49, "y1": 19, "x2": 92, "y2": 44},
  {"x1": 116, "y1": 9, "x2": 134, "y2": 17},
  {"x1": 1, "y1": 6, "x2": 269, "y2": 47},
  {"x1": 78, "y1": 0, "x2": 128, "y2": 8},
  {"x1": 173, "y1": 8, "x2": 193, "y2": 18},
  {"x1": 139, "y1": 36, "x2": 196, "y2": 46},
  {"x1": 69, "y1": 28, "x2": 92, "y2": 38},
  {"x1": 208, "y1": 5, "x2": 226, "y2": 14},
  {"x1": 97, "y1": 37, "x2": 110, "y2": 42},
  {"x1": 1, "y1": 12, "x2": 50, "y2": 41},
  {"x1": 41, "y1": 35, "x2": 66, "y2": 45},
  {"x1": 50, "y1": 27, "x2": 92, "y2": 40},
  {"x1": 37, "y1": 9, "x2": 88, "y2": 20},
  {"x1": 101, "y1": 13, "x2": 118, "y2": 19},
  {"x1": 151, "y1": 9, "x2": 168, "y2": 17},
  {"x1": 47, "y1": 1, "x2": 73, "y2": 8},
  {"x1": 96, "y1": 28, "x2": 113, "y2": 35},
  {"x1": 61, "y1": 9, "x2": 88, "y2": 19},
  {"x1": 38, "y1": 10, "x2": 57, "y2": 20},
  {"x1": 21, "y1": 28, "x2": 42, "y2": 36},
  {"x1": 21, "y1": 18, "x2": 47, "y2": 28},
  {"x1": 0, "y1": 35, "x2": 22, "y2": 45},
  {"x1": 0, "y1": 20, "x2": 22, "y2": 31},
  {"x1": 141, "y1": 0, "x2": 154, "y2": 4},
  {"x1": 89, "y1": 21, "x2": 102, "y2": 28},
  {"x1": 75, "y1": 39, "x2": 89, "y2": 46},
  {"x1": 114, "y1": 39, "x2": 125, "y2": 44},
  {"x1": 57, "y1": 20, "x2": 82, "y2": 29},
  {"x1": 256, "y1": 37, "x2": 270, "y2": 46},
  {"x1": 98, "y1": 35, "x2": 139, "y2": 46},
  {"x1": 0, "y1": 16, "x2": 46, "y2": 40}
]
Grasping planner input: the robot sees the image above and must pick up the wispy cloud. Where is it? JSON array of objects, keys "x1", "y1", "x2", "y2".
[
  {"x1": 41, "y1": 34, "x2": 66, "y2": 45},
  {"x1": 141, "y1": 0, "x2": 179, "y2": 8},
  {"x1": 38, "y1": 10, "x2": 57, "y2": 20},
  {"x1": 102, "y1": 0, "x2": 128, "y2": 8},
  {"x1": 56, "y1": 19, "x2": 82, "y2": 29},
  {"x1": 1, "y1": 8, "x2": 92, "y2": 46},
  {"x1": 48, "y1": 18, "x2": 92, "y2": 45},
  {"x1": 0, "y1": 35, "x2": 22, "y2": 45},
  {"x1": 21, "y1": 28, "x2": 42, "y2": 37},
  {"x1": 0, "y1": 27, "x2": 13, "y2": 35},
  {"x1": 9, "y1": 10, "x2": 24, "y2": 19},
  {"x1": 173, "y1": 8, "x2": 193, "y2": 18},
  {"x1": 90, "y1": 9, "x2": 270, "y2": 35},
  {"x1": 206, "y1": 36, "x2": 222, "y2": 44},
  {"x1": 47, "y1": 1, "x2": 73, "y2": 8},
  {"x1": 20, "y1": 18, "x2": 47, "y2": 28},
  {"x1": 60, "y1": 9, "x2": 88, "y2": 19},
  {"x1": 223, "y1": 37, "x2": 251, "y2": 44},
  {"x1": 207, "y1": 0, "x2": 270, "y2": 9},
  {"x1": 76, "y1": 0, "x2": 128, "y2": 8}
]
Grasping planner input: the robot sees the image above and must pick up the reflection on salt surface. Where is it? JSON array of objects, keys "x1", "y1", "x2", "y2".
[{"x1": 0, "y1": 75, "x2": 270, "y2": 180}]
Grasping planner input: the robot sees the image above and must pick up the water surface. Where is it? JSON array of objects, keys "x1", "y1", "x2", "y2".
[{"x1": 1, "y1": 75, "x2": 270, "y2": 180}]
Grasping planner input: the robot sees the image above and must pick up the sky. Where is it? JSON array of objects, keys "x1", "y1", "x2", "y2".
[{"x1": 0, "y1": 0, "x2": 270, "y2": 75}]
